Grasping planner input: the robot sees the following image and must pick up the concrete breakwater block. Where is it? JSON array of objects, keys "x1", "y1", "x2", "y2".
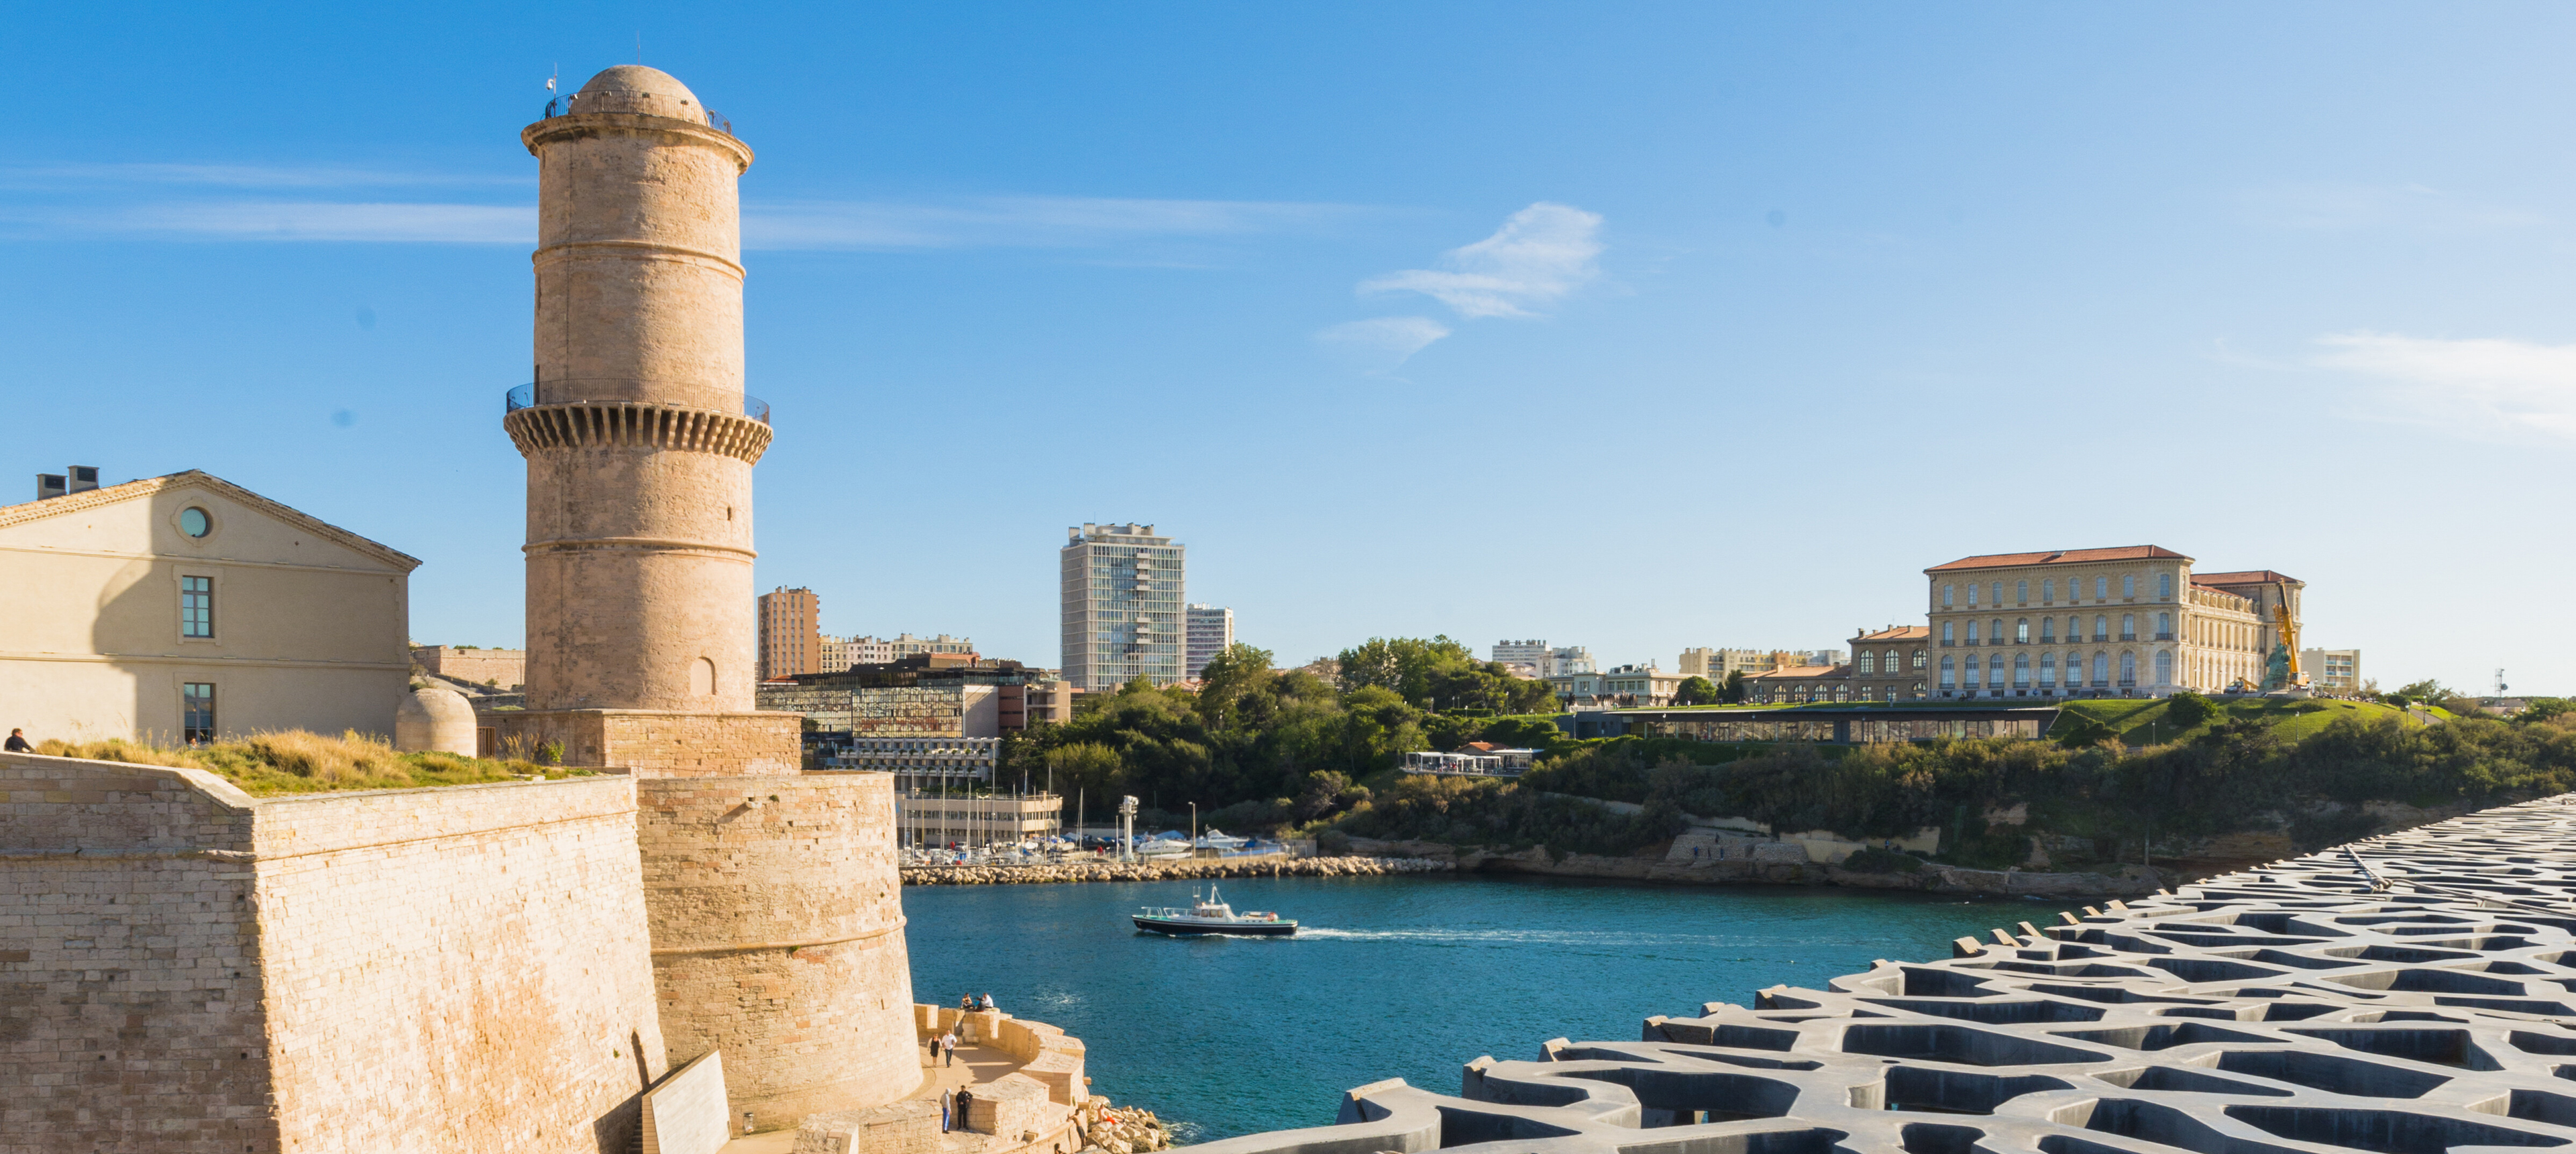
[{"x1": 1175, "y1": 794, "x2": 2576, "y2": 1154}]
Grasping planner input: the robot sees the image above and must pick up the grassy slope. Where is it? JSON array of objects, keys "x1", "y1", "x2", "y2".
[
  {"x1": 2055, "y1": 697, "x2": 2409, "y2": 745},
  {"x1": 36, "y1": 735, "x2": 567, "y2": 796}
]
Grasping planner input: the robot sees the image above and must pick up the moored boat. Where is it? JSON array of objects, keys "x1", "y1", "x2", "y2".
[{"x1": 1132, "y1": 884, "x2": 1297, "y2": 937}]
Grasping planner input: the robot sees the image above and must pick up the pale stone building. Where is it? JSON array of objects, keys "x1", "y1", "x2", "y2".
[
  {"x1": 0, "y1": 470, "x2": 417, "y2": 744},
  {"x1": 822, "y1": 631, "x2": 975, "y2": 671},
  {"x1": 410, "y1": 643, "x2": 525, "y2": 688},
  {"x1": 1741, "y1": 664, "x2": 1854, "y2": 703},
  {"x1": 2302, "y1": 647, "x2": 2362, "y2": 691},
  {"x1": 1925, "y1": 545, "x2": 2300, "y2": 698},
  {"x1": 1847, "y1": 625, "x2": 1929, "y2": 701}
]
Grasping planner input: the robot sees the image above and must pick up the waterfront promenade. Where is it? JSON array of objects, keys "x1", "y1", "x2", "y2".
[{"x1": 902, "y1": 853, "x2": 1448, "y2": 886}]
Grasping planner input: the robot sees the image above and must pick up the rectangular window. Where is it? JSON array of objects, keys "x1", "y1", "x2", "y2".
[
  {"x1": 182, "y1": 682, "x2": 216, "y2": 743},
  {"x1": 181, "y1": 576, "x2": 213, "y2": 638}
]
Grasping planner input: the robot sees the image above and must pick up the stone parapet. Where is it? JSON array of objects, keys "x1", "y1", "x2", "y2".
[
  {"x1": 0, "y1": 751, "x2": 667, "y2": 1154},
  {"x1": 489, "y1": 707, "x2": 800, "y2": 776},
  {"x1": 1183, "y1": 794, "x2": 2576, "y2": 1154}
]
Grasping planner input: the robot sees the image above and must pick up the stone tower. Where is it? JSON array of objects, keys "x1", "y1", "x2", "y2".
[{"x1": 502, "y1": 64, "x2": 921, "y2": 1131}]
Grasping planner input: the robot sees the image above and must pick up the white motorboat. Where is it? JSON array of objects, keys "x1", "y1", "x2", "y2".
[{"x1": 1132, "y1": 884, "x2": 1297, "y2": 937}]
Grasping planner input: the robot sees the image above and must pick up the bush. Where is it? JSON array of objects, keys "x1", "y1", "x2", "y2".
[
  {"x1": 2165, "y1": 691, "x2": 2218, "y2": 728},
  {"x1": 1839, "y1": 847, "x2": 1923, "y2": 874}
]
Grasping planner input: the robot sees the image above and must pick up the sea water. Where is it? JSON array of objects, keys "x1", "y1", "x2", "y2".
[{"x1": 902, "y1": 873, "x2": 2029, "y2": 1142}]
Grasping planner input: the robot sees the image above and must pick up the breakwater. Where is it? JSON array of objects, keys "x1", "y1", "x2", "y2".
[
  {"x1": 900, "y1": 854, "x2": 1450, "y2": 886},
  {"x1": 1187, "y1": 794, "x2": 2576, "y2": 1154}
]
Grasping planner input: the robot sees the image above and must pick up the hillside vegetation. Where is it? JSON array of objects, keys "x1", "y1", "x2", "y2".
[{"x1": 34, "y1": 731, "x2": 566, "y2": 796}]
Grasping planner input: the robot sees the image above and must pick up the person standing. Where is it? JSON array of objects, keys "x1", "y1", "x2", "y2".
[
  {"x1": 955, "y1": 1088, "x2": 975, "y2": 1134},
  {"x1": 941, "y1": 1090, "x2": 953, "y2": 1133},
  {"x1": 944, "y1": 1031, "x2": 958, "y2": 1067}
]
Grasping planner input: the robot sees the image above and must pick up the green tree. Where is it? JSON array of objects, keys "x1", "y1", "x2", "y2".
[
  {"x1": 1673, "y1": 676, "x2": 1721, "y2": 706},
  {"x1": 1335, "y1": 636, "x2": 1476, "y2": 707},
  {"x1": 1719, "y1": 670, "x2": 1748, "y2": 704},
  {"x1": 1193, "y1": 642, "x2": 1275, "y2": 729},
  {"x1": 2165, "y1": 690, "x2": 2218, "y2": 728}
]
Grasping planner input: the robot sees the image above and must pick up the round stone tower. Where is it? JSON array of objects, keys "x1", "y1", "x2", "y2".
[
  {"x1": 504, "y1": 65, "x2": 919, "y2": 1131},
  {"x1": 513, "y1": 64, "x2": 762, "y2": 716}
]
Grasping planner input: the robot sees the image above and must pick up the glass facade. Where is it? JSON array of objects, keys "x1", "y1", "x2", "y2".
[{"x1": 1061, "y1": 524, "x2": 1186, "y2": 690}]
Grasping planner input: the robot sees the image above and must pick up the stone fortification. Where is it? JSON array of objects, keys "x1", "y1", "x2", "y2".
[
  {"x1": 0, "y1": 751, "x2": 667, "y2": 1154},
  {"x1": 1183, "y1": 794, "x2": 2576, "y2": 1154},
  {"x1": 641, "y1": 773, "x2": 916, "y2": 1129}
]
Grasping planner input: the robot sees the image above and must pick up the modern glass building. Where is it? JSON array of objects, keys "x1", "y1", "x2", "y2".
[
  {"x1": 1061, "y1": 523, "x2": 1185, "y2": 690},
  {"x1": 1185, "y1": 604, "x2": 1234, "y2": 680}
]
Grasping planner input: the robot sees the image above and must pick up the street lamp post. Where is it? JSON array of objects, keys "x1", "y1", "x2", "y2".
[{"x1": 1189, "y1": 801, "x2": 1198, "y2": 859}]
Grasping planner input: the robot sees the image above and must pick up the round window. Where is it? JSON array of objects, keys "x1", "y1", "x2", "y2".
[{"x1": 180, "y1": 507, "x2": 211, "y2": 538}]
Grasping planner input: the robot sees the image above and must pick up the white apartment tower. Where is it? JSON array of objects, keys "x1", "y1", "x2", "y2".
[
  {"x1": 1062, "y1": 523, "x2": 1185, "y2": 690},
  {"x1": 1185, "y1": 605, "x2": 1235, "y2": 680}
]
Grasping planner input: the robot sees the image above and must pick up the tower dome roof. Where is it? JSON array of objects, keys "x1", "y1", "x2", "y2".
[{"x1": 569, "y1": 65, "x2": 708, "y2": 121}]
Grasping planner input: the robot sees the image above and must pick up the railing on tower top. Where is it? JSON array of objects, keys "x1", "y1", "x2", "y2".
[
  {"x1": 506, "y1": 382, "x2": 769, "y2": 425},
  {"x1": 542, "y1": 93, "x2": 732, "y2": 135}
]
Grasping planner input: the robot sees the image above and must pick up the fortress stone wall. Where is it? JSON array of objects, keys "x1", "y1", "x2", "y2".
[{"x1": 1, "y1": 751, "x2": 669, "y2": 1154}]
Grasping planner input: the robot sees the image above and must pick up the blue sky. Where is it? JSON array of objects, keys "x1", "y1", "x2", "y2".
[{"x1": 5, "y1": 3, "x2": 2571, "y2": 694}]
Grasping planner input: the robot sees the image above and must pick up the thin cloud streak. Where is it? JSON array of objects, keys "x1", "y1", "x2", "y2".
[
  {"x1": 1360, "y1": 202, "x2": 1603, "y2": 319},
  {"x1": 0, "y1": 162, "x2": 528, "y2": 191},
  {"x1": 1312, "y1": 316, "x2": 1450, "y2": 372},
  {"x1": 2312, "y1": 330, "x2": 2576, "y2": 441},
  {"x1": 0, "y1": 201, "x2": 534, "y2": 244},
  {"x1": 743, "y1": 196, "x2": 1371, "y2": 250}
]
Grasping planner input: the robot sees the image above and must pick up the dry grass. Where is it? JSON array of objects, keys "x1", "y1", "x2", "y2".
[{"x1": 32, "y1": 730, "x2": 578, "y2": 796}]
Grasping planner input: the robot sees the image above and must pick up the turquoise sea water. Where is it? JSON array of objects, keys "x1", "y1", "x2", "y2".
[{"x1": 901, "y1": 874, "x2": 2032, "y2": 1143}]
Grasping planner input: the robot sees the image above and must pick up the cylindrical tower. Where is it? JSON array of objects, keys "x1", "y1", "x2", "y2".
[
  {"x1": 511, "y1": 64, "x2": 765, "y2": 713},
  {"x1": 504, "y1": 65, "x2": 920, "y2": 1132}
]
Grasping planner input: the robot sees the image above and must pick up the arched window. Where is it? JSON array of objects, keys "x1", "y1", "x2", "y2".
[
  {"x1": 1942, "y1": 621, "x2": 1955, "y2": 644},
  {"x1": 2157, "y1": 572, "x2": 2173, "y2": 598},
  {"x1": 2096, "y1": 576, "x2": 2108, "y2": 599},
  {"x1": 2155, "y1": 649, "x2": 2174, "y2": 686},
  {"x1": 2041, "y1": 652, "x2": 2057, "y2": 685},
  {"x1": 2015, "y1": 619, "x2": 2029, "y2": 643},
  {"x1": 1942, "y1": 584, "x2": 1955, "y2": 608},
  {"x1": 1912, "y1": 649, "x2": 1927, "y2": 670},
  {"x1": 1939, "y1": 655, "x2": 1955, "y2": 687},
  {"x1": 2043, "y1": 578, "x2": 2055, "y2": 603},
  {"x1": 1963, "y1": 656, "x2": 1980, "y2": 688},
  {"x1": 2123, "y1": 574, "x2": 2136, "y2": 598},
  {"x1": 2041, "y1": 617, "x2": 2056, "y2": 642},
  {"x1": 1966, "y1": 621, "x2": 1979, "y2": 644},
  {"x1": 2013, "y1": 652, "x2": 2030, "y2": 686},
  {"x1": 2092, "y1": 652, "x2": 2108, "y2": 684},
  {"x1": 1966, "y1": 582, "x2": 1978, "y2": 607},
  {"x1": 1913, "y1": 682, "x2": 1925, "y2": 696},
  {"x1": 2121, "y1": 613, "x2": 2135, "y2": 640},
  {"x1": 1988, "y1": 654, "x2": 2005, "y2": 690},
  {"x1": 2093, "y1": 615, "x2": 2108, "y2": 641},
  {"x1": 2157, "y1": 612, "x2": 2172, "y2": 639},
  {"x1": 1858, "y1": 651, "x2": 1876, "y2": 674},
  {"x1": 2120, "y1": 651, "x2": 2138, "y2": 685},
  {"x1": 2016, "y1": 580, "x2": 2028, "y2": 605}
]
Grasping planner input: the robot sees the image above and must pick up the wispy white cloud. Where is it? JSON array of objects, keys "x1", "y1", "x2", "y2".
[
  {"x1": 744, "y1": 196, "x2": 1366, "y2": 251},
  {"x1": 1311, "y1": 316, "x2": 1450, "y2": 372},
  {"x1": 2239, "y1": 182, "x2": 2544, "y2": 233},
  {"x1": 0, "y1": 162, "x2": 528, "y2": 191},
  {"x1": 2312, "y1": 331, "x2": 2576, "y2": 441},
  {"x1": 1360, "y1": 202, "x2": 1603, "y2": 319},
  {"x1": 0, "y1": 201, "x2": 533, "y2": 244}
]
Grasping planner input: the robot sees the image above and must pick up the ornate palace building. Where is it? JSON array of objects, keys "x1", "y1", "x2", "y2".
[{"x1": 1924, "y1": 545, "x2": 2299, "y2": 699}]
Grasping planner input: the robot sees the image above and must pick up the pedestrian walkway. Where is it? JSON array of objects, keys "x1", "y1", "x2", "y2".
[{"x1": 714, "y1": 1041, "x2": 1034, "y2": 1153}]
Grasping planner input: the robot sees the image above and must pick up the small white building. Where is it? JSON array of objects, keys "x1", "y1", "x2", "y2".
[{"x1": 0, "y1": 470, "x2": 418, "y2": 744}]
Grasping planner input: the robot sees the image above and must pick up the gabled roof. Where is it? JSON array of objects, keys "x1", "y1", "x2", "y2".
[
  {"x1": 1927, "y1": 545, "x2": 2190, "y2": 574},
  {"x1": 1854, "y1": 625, "x2": 1930, "y2": 641},
  {"x1": 0, "y1": 470, "x2": 421, "y2": 571},
  {"x1": 2194, "y1": 569, "x2": 2304, "y2": 588},
  {"x1": 1745, "y1": 664, "x2": 1849, "y2": 681}
]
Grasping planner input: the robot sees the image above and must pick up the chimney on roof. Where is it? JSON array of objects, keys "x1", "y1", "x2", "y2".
[
  {"x1": 34, "y1": 473, "x2": 66, "y2": 501},
  {"x1": 66, "y1": 466, "x2": 99, "y2": 494}
]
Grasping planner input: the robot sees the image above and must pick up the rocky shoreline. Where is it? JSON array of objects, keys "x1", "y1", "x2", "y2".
[
  {"x1": 1346, "y1": 838, "x2": 2171, "y2": 897},
  {"x1": 900, "y1": 854, "x2": 1450, "y2": 886}
]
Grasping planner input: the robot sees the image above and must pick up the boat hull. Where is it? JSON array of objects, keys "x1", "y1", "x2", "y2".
[{"x1": 1132, "y1": 915, "x2": 1297, "y2": 937}]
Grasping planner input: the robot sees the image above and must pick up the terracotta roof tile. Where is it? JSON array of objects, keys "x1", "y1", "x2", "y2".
[
  {"x1": 1744, "y1": 665, "x2": 1849, "y2": 681},
  {"x1": 1853, "y1": 625, "x2": 1930, "y2": 641},
  {"x1": 1926, "y1": 545, "x2": 2189, "y2": 573}
]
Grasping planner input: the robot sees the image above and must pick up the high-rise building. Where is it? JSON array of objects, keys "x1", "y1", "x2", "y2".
[
  {"x1": 757, "y1": 586, "x2": 821, "y2": 680},
  {"x1": 1062, "y1": 523, "x2": 1185, "y2": 690},
  {"x1": 1185, "y1": 605, "x2": 1235, "y2": 680}
]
